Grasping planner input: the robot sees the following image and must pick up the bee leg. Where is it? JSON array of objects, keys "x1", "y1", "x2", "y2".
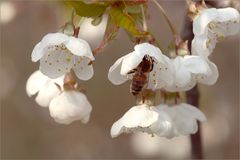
[
  {"x1": 127, "y1": 69, "x2": 137, "y2": 74},
  {"x1": 141, "y1": 92, "x2": 145, "y2": 103}
]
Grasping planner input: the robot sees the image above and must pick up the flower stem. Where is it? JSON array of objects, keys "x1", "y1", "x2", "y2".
[
  {"x1": 71, "y1": 9, "x2": 75, "y2": 25},
  {"x1": 152, "y1": 0, "x2": 178, "y2": 38},
  {"x1": 141, "y1": 4, "x2": 148, "y2": 32}
]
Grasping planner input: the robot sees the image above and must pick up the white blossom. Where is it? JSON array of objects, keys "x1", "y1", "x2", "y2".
[
  {"x1": 49, "y1": 90, "x2": 92, "y2": 124},
  {"x1": 164, "y1": 55, "x2": 219, "y2": 92},
  {"x1": 26, "y1": 70, "x2": 63, "y2": 107},
  {"x1": 152, "y1": 103, "x2": 207, "y2": 138},
  {"x1": 108, "y1": 43, "x2": 174, "y2": 90},
  {"x1": 192, "y1": 7, "x2": 240, "y2": 56},
  {"x1": 110, "y1": 104, "x2": 168, "y2": 138},
  {"x1": 31, "y1": 32, "x2": 95, "y2": 80},
  {"x1": 110, "y1": 103, "x2": 206, "y2": 139}
]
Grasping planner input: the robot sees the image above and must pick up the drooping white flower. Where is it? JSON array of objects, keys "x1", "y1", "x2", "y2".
[
  {"x1": 152, "y1": 103, "x2": 207, "y2": 139},
  {"x1": 110, "y1": 103, "x2": 206, "y2": 139},
  {"x1": 26, "y1": 70, "x2": 63, "y2": 107},
  {"x1": 164, "y1": 55, "x2": 219, "y2": 92},
  {"x1": 32, "y1": 32, "x2": 95, "y2": 80},
  {"x1": 49, "y1": 90, "x2": 92, "y2": 124},
  {"x1": 108, "y1": 43, "x2": 174, "y2": 90},
  {"x1": 192, "y1": 7, "x2": 240, "y2": 56},
  {"x1": 110, "y1": 104, "x2": 171, "y2": 138}
]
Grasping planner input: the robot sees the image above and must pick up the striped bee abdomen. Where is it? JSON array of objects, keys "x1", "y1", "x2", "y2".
[{"x1": 130, "y1": 72, "x2": 147, "y2": 96}]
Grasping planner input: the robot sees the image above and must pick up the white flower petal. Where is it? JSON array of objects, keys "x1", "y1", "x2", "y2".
[
  {"x1": 174, "y1": 57, "x2": 192, "y2": 87},
  {"x1": 216, "y1": 7, "x2": 239, "y2": 22},
  {"x1": 31, "y1": 42, "x2": 42, "y2": 62},
  {"x1": 73, "y1": 57, "x2": 94, "y2": 80},
  {"x1": 111, "y1": 104, "x2": 159, "y2": 138},
  {"x1": 64, "y1": 37, "x2": 95, "y2": 60},
  {"x1": 31, "y1": 33, "x2": 69, "y2": 62},
  {"x1": 26, "y1": 70, "x2": 63, "y2": 107},
  {"x1": 193, "y1": 8, "x2": 218, "y2": 35},
  {"x1": 164, "y1": 80, "x2": 196, "y2": 92},
  {"x1": 26, "y1": 70, "x2": 49, "y2": 96},
  {"x1": 191, "y1": 35, "x2": 216, "y2": 56},
  {"x1": 49, "y1": 91, "x2": 92, "y2": 124},
  {"x1": 150, "y1": 105, "x2": 174, "y2": 138},
  {"x1": 40, "y1": 47, "x2": 73, "y2": 78},
  {"x1": 171, "y1": 103, "x2": 206, "y2": 135},
  {"x1": 182, "y1": 55, "x2": 209, "y2": 74},
  {"x1": 155, "y1": 103, "x2": 206, "y2": 137},
  {"x1": 35, "y1": 80, "x2": 60, "y2": 107},
  {"x1": 215, "y1": 8, "x2": 240, "y2": 36},
  {"x1": 196, "y1": 60, "x2": 219, "y2": 85},
  {"x1": 134, "y1": 43, "x2": 166, "y2": 63},
  {"x1": 147, "y1": 59, "x2": 174, "y2": 90},
  {"x1": 179, "y1": 103, "x2": 207, "y2": 122},
  {"x1": 121, "y1": 51, "x2": 143, "y2": 75},
  {"x1": 40, "y1": 33, "x2": 69, "y2": 49},
  {"x1": 108, "y1": 55, "x2": 129, "y2": 85}
]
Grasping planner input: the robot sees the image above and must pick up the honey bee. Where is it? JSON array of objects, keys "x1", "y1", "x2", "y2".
[{"x1": 127, "y1": 55, "x2": 154, "y2": 96}]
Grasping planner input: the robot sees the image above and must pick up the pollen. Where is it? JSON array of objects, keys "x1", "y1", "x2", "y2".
[{"x1": 66, "y1": 58, "x2": 71, "y2": 62}]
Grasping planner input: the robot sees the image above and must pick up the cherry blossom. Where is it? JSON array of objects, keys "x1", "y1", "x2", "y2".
[
  {"x1": 49, "y1": 90, "x2": 92, "y2": 124},
  {"x1": 111, "y1": 103, "x2": 206, "y2": 138},
  {"x1": 26, "y1": 70, "x2": 63, "y2": 107},
  {"x1": 164, "y1": 55, "x2": 219, "y2": 92},
  {"x1": 108, "y1": 43, "x2": 174, "y2": 90},
  {"x1": 152, "y1": 103, "x2": 206, "y2": 138},
  {"x1": 192, "y1": 7, "x2": 240, "y2": 56},
  {"x1": 31, "y1": 32, "x2": 95, "y2": 80}
]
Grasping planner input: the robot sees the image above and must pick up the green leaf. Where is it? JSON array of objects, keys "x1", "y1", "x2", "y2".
[
  {"x1": 91, "y1": 16, "x2": 103, "y2": 26},
  {"x1": 124, "y1": 5, "x2": 142, "y2": 14},
  {"x1": 109, "y1": 7, "x2": 147, "y2": 36},
  {"x1": 66, "y1": 1, "x2": 108, "y2": 17}
]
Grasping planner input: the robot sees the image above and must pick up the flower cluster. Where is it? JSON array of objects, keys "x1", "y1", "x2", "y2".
[
  {"x1": 192, "y1": 7, "x2": 239, "y2": 57},
  {"x1": 111, "y1": 103, "x2": 206, "y2": 138},
  {"x1": 26, "y1": 3, "x2": 239, "y2": 140},
  {"x1": 27, "y1": 31, "x2": 95, "y2": 124},
  {"x1": 26, "y1": 70, "x2": 93, "y2": 124},
  {"x1": 108, "y1": 43, "x2": 219, "y2": 93},
  {"x1": 108, "y1": 6, "x2": 239, "y2": 138}
]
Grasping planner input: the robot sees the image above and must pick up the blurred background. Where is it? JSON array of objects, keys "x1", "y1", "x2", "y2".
[{"x1": 0, "y1": 0, "x2": 239, "y2": 159}]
